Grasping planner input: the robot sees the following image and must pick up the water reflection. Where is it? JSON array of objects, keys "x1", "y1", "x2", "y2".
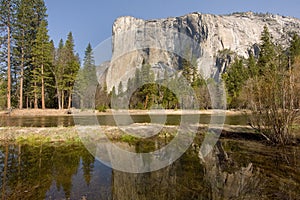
[
  {"x1": 111, "y1": 140, "x2": 300, "y2": 200},
  {"x1": 199, "y1": 141, "x2": 262, "y2": 199},
  {"x1": 0, "y1": 139, "x2": 299, "y2": 199},
  {"x1": 0, "y1": 143, "x2": 112, "y2": 199},
  {"x1": 0, "y1": 114, "x2": 248, "y2": 127}
]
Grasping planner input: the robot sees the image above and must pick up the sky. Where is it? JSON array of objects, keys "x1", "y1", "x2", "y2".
[{"x1": 44, "y1": 0, "x2": 300, "y2": 63}]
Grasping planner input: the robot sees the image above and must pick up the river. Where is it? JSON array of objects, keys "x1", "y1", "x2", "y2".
[
  {"x1": 0, "y1": 114, "x2": 247, "y2": 127},
  {"x1": 0, "y1": 139, "x2": 299, "y2": 199},
  {"x1": 0, "y1": 114, "x2": 299, "y2": 199}
]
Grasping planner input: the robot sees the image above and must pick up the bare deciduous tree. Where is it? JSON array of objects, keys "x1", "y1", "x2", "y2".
[{"x1": 245, "y1": 56, "x2": 300, "y2": 144}]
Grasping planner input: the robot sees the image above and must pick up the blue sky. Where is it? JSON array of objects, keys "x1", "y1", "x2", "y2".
[{"x1": 44, "y1": 0, "x2": 300, "y2": 62}]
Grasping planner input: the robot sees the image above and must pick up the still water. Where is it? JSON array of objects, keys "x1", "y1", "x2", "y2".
[
  {"x1": 0, "y1": 139, "x2": 299, "y2": 200},
  {"x1": 0, "y1": 114, "x2": 247, "y2": 127}
]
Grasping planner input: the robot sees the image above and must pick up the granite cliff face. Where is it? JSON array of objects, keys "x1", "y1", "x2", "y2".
[{"x1": 103, "y1": 12, "x2": 300, "y2": 91}]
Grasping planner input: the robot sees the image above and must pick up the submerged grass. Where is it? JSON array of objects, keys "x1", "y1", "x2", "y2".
[
  {"x1": 120, "y1": 134, "x2": 139, "y2": 144},
  {"x1": 0, "y1": 127, "x2": 81, "y2": 145},
  {"x1": 1, "y1": 125, "x2": 298, "y2": 147}
]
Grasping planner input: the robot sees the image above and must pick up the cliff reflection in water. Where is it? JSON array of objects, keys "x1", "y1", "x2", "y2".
[
  {"x1": 112, "y1": 139, "x2": 300, "y2": 200},
  {"x1": 0, "y1": 139, "x2": 299, "y2": 199},
  {"x1": 112, "y1": 140, "x2": 263, "y2": 200}
]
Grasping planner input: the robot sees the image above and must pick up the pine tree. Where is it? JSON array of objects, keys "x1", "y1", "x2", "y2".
[
  {"x1": 82, "y1": 43, "x2": 96, "y2": 108},
  {"x1": 134, "y1": 68, "x2": 141, "y2": 88},
  {"x1": 28, "y1": 0, "x2": 47, "y2": 109},
  {"x1": 46, "y1": 39, "x2": 57, "y2": 108},
  {"x1": 222, "y1": 58, "x2": 247, "y2": 108},
  {"x1": 111, "y1": 86, "x2": 116, "y2": 99},
  {"x1": 139, "y1": 63, "x2": 155, "y2": 109},
  {"x1": 141, "y1": 63, "x2": 152, "y2": 84},
  {"x1": 182, "y1": 58, "x2": 191, "y2": 83},
  {"x1": 13, "y1": 0, "x2": 47, "y2": 109},
  {"x1": 83, "y1": 43, "x2": 95, "y2": 74},
  {"x1": 258, "y1": 25, "x2": 276, "y2": 73},
  {"x1": 75, "y1": 43, "x2": 96, "y2": 109},
  {"x1": 14, "y1": 0, "x2": 34, "y2": 109},
  {"x1": 118, "y1": 81, "x2": 123, "y2": 95},
  {"x1": 63, "y1": 32, "x2": 80, "y2": 110},
  {"x1": 247, "y1": 51, "x2": 258, "y2": 77},
  {"x1": 31, "y1": 20, "x2": 52, "y2": 109},
  {"x1": 0, "y1": 0, "x2": 18, "y2": 110},
  {"x1": 289, "y1": 33, "x2": 300, "y2": 63},
  {"x1": 53, "y1": 39, "x2": 65, "y2": 109},
  {"x1": 127, "y1": 77, "x2": 134, "y2": 94}
]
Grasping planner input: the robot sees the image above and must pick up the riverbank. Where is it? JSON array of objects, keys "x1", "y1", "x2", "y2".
[
  {"x1": 0, "y1": 108, "x2": 248, "y2": 117},
  {"x1": 0, "y1": 125, "x2": 263, "y2": 143}
]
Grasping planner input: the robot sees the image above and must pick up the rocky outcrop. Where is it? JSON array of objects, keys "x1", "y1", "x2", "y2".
[{"x1": 102, "y1": 12, "x2": 300, "y2": 91}]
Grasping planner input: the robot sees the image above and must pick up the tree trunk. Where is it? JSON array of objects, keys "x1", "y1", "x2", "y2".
[
  {"x1": 34, "y1": 81, "x2": 38, "y2": 109},
  {"x1": 7, "y1": 25, "x2": 11, "y2": 110},
  {"x1": 19, "y1": 49, "x2": 24, "y2": 109},
  {"x1": 41, "y1": 64, "x2": 45, "y2": 109},
  {"x1": 57, "y1": 88, "x2": 61, "y2": 110},
  {"x1": 26, "y1": 96, "x2": 29, "y2": 109},
  {"x1": 53, "y1": 75, "x2": 62, "y2": 110},
  {"x1": 80, "y1": 98, "x2": 84, "y2": 109},
  {"x1": 61, "y1": 90, "x2": 64, "y2": 109},
  {"x1": 68, "y1": 91, "x2": 72, "y2": 110},
  {"x1": 289, "y1": 57, "x2": 294, "y2": 110},
  {"x1": 144, "y1": 95, "x2": 149, "y2": 109}
]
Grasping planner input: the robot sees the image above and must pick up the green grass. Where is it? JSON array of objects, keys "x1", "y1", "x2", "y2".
[{"x1": 120, "y1": 134, "x2": 138, "y2": 144}]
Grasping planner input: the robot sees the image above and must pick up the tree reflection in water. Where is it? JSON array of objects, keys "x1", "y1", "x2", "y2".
[
  {"x1": 112, "y1": 139, "x2": 300, "y2": 200},
  {"x1": 0, "y1": 139, "x2": 299, "y2": 200},
  {"x1": 0, "y1": 142, "x2": 111, "y2": 200}
]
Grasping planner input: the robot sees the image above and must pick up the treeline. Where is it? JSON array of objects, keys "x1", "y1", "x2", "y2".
[
  {"x1": 95, "y1": 59, "x2": 221, "y2": 111},
  {"x1": 222, "y1": 26, "x2": 300, "y2": 109},
  {"x1": 223, "y1": 26, "x2": 300, "y2": 144},
  {"x1": 0, "y1": 0, "x2": 93, "y2": 110}
]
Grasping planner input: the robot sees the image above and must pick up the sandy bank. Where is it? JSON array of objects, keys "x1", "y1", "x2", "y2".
[
  {"x1": 0, "y1": 124, "x2": 255, "y2": 142},
  {"x1": 1, "y1": 108, "x2": 248, "y2": 117}
]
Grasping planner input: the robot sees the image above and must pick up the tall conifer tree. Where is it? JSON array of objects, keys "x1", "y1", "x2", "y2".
[
  {"x1": 64, "y1": 32, "x2": 80, "y2": 109},
  {"x1": 14, "y1": 0, "x2": 34, "y2": 109},
  {"x1": 0, "y1": 0, "x2": 17, "y2": 110},
  {"x1": 77, "y1": 43, "x2": 97, "y2": 108},
  {"x1": 14, "y1": 0, "x2": 47, "y2": 109},
  {"x1": 32, "y1": 20, "x2": 51, "y2": 109}
]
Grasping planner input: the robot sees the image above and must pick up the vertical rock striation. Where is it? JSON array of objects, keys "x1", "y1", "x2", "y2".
[{"x1": 103, "y1": 12, "x2": 300, "y2": 91}]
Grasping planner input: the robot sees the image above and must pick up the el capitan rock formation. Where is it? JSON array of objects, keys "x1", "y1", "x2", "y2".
[{"x1": 100, "y1": 12, "x2": 300, "y2": 91}]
